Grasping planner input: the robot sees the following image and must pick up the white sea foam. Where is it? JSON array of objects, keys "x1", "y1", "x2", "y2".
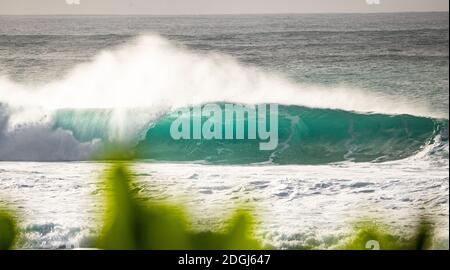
[
  {"x1": 0, "y1": 161, "x2": 447, "y2": 249},
  {"x1": 0, "y1": 105, "x2": 101, "y2": 161}
]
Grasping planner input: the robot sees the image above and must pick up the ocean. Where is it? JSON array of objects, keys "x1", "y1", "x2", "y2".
[{"x1": 0, "y1": 13, "x2": 448, "y2": 249}]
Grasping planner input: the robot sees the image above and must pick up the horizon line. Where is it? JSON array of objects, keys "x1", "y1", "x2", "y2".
[{"x1": 0, "y1": 10, "x2": 448, "y2": 16}]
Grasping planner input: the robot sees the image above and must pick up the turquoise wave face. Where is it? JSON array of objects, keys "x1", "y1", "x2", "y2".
[
  {"x1": 53, "y1": 105, "x2": 448, "y2": 164},
  {"x1": 53, "y1": 109, "x2": 114, "y2": 142}
]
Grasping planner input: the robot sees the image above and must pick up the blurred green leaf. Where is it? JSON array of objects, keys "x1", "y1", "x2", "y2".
[
  {"x1": 189, "y1": 210, "x2": 261, "y2": 250},
  {"x1": 0, "y1": 209, "x2": 17, "y2": 250},
  {"x1": 342, "y1": 218, "x2": 435, "y2": 250},
  {"x1": 97, "y1": 163, "x2": 261, "y2": 250}
]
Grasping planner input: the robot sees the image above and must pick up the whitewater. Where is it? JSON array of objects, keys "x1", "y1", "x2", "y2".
[{"x1": 0, "y1": 13, "x2": 448, "y2": 249}]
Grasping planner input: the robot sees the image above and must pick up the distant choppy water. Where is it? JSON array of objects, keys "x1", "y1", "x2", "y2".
[{"x1": 0, "y1": 13, "x2": 449, "y2": 249}]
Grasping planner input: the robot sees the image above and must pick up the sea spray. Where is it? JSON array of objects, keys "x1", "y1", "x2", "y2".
[
  {"x1": 0, "y1": 34, "x2": 447, "y2": 161},
  {"x1": 0, "y1": 34, "x2": 444, "y2": 115}
]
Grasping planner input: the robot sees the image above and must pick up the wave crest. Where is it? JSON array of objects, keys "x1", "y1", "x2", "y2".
[{"x1": 0, "y1": 34, "x2": 447, "y2": 162}]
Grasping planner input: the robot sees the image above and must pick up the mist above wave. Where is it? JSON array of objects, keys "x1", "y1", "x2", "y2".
[{"x1": 0, "y1": 34, "x2": 443, "y2": 117}]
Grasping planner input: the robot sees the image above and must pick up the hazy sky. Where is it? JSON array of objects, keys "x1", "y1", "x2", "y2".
[{"x1": 0, "y1": 0, "x2": 448, "y2": 15}]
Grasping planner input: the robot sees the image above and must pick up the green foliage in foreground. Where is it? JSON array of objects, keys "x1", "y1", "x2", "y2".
[
  {"x1": 342, "y1": 218, "x2": 434, "y2": 250},
  {"x1": 0, "y1": 209, "x2": 17, "y2": 250},
  {"x1": 97, "y1": 164, "x2": 261, "y2": 250}
]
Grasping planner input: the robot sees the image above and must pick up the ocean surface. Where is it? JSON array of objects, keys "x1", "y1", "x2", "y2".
[{"x1": 0, "y1": 13, "x2": 448, "y2": 249}]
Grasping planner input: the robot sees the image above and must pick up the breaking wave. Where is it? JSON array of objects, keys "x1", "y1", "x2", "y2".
[{"x1": 0, "y1": 34, "x2": 448, "y2": 162}]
